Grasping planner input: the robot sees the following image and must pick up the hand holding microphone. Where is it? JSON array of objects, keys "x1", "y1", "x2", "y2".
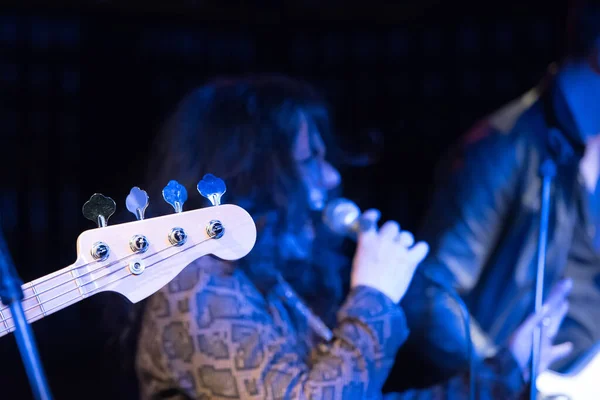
[
  {"x1": 323, "y1": 199, "x2": 429, "y2": 303},
  {"x1": 324, "y1": 199, "x2": 477, "y2": 400}
]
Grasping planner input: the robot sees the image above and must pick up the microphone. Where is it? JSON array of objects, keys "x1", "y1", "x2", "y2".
[
  {"x1": 322, "y1": 198, "x2": 476, "y2": 400},
  {"x1": 322, "y1": 198, "x2": 362, "y2": 238},
  {"x1": 323, "y1": 198, "x2": 443, "y2": 285}
]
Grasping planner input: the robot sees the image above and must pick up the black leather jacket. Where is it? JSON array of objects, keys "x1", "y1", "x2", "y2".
[{"x1": 393, "y1": 71, "x2": 592, "y2": 387}]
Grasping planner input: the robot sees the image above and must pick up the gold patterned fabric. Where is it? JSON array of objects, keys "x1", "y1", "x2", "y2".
[
  {"x1": 136, "y1": 259, "x2": 407, "y2": 399},
  {"x1": 136, "y1": 258, "x2": 525, "y2": 399}
]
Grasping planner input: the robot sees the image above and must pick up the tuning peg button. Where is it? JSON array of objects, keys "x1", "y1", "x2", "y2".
[
  {"x1": 162, "y1": 180, "x2": 187, "y2": 213},
  {"x1": 91, "y1": 242, "x2": 110, "y2": 261},
  {"x1": 82, "y1": 193, "x2": 116, "y2": 227},
  {"x1": 168, "y1": 227, "x2": 187, "y2": 246},
  {"x1": 126, "y1": 187, "x2": 149, "y2": 220},
  {"x1": 197, "y1": 174, "x2": 226, "y2": 206}
]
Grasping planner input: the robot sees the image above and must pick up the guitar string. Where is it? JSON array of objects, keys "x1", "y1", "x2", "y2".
[
  {"x1": 0, "y1": 229, "x2": 215, "y2": 313},
  {"x1": 0, "y1": 241, "x2": 178, "y2": 322},
  {"x1": 0, "y1": 236, "x2": 212, "y2": 333},
  {"x1": 2, "y1": 207, "x2": 240, "y2": 307},
  {"x1": 0, "y1": 236, "x2": 213, "y2": 335},
  {"x1": 0, "y1": 250, "x2": 138, "y2": 314}
]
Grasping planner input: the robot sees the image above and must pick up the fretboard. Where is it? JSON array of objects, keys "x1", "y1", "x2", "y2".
[{"x1": 0, "y1": 264, "x2": 90, "y2": 338}]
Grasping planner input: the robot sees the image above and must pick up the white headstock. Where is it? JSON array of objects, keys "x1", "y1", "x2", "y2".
[{"x1": 73, "y1": 175, "x2": 256, "y2": 303}]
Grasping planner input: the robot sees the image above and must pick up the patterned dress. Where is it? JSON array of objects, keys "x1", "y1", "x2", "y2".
[{"x1": 136, "y1": 258, "x2": 525, "y2": 399}]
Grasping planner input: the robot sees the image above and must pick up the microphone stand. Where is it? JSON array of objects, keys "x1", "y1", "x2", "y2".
[
  {"x1": 530, "y1": 158, "x2": 556, "y2": 400},
  {"x1": 0, "y1": 227, "x2": 53, "y2": 400}
]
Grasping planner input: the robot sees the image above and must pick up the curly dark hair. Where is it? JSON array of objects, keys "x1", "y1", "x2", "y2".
[
  {"x1": 147, "y1": 75, "x2": 339, "y2": 227},
  {"x1": 145, "y1": 73, "x2": 350, "y2": 302}
]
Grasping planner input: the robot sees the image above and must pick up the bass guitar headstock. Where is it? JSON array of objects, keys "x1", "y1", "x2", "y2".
[{"x1": 75, "y1": 174, "x2": 255, "y2": 303}]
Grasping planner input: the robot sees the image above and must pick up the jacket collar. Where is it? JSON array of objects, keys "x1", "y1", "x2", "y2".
[{"x1": 541, "y1": 66, "x2": 586, "y2": 165}]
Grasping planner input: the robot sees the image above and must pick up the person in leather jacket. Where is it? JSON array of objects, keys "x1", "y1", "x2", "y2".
[{"x1": 395, "y1": 0, "x2": 600, "y2": 387}]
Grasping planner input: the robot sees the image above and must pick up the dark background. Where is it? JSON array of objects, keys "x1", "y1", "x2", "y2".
[{"x1": 0, "y1": 1, "x2": 568, "y2": 398}]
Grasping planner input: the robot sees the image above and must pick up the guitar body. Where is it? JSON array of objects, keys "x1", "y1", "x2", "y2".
[{"x1": 537, "y1": 341, "x2": 600, "y2": 399}]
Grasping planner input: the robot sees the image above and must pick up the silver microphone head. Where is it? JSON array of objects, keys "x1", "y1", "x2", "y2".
[{"x1": 322, "y1": 198, "x2": 361, "y2": 238}]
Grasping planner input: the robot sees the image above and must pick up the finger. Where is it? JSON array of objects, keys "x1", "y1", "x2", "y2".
[
  {"x1": 396, "y1": 231, "x2": 415, "y2": 247},
  {"x1": 379, "y1": 220, "x2": 400, "y2": 241},
  {"x1": 549, "y1": 342, "x2": 574, "y2": 364},
  {"x1": 358, "y1": 209, "x2": 381, "y2": 234},
  {"x1": 542, "y1": 278, "x2": 573, "y2": 314},
  {"x1": 523, "y1": 280, "x2": 574, "y2": 330},
  {"x1": 406, "y1": 241, "x2": 429, "y2": 265},
  {"x1": 524, "y1": 303, "x2": 570, "y2": 335},
  {"x1": 546, "y1": 301, "x2": 569, "y2": 338},
  {"x1": 521, "y1": 308, "x2": 548, "y2": 331}
]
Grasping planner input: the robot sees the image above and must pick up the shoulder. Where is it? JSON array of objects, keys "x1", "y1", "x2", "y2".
[
  {"x1": 487, "y1": 86, "x2": 541, "y2": 136},
  {"x1": 143, "y1": 257, "x2": 270, "y2": 330},
  {"x1": 138, "y1": 257, "x2": 274, "y2": 360},
  {"x1": 452, "y1": 88, "x2": 545, "y2": 171},
  {"x1": 136, "y1": 259, "x2": 280, "y2": 398}
]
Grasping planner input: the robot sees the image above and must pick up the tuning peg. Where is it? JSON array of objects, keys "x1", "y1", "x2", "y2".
[
  {"x1": 162, "y1": 180, "x2": 187, "y2": 213},
  {"x1": 126, "y1": 187, "x2": 149, "y2": 220},
  {"x1": 197, "y1": 174, "x2": 226, "y2": 206},
  {"x1": 82, "y1": 193, "x2": 116, "y2": 227}
]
